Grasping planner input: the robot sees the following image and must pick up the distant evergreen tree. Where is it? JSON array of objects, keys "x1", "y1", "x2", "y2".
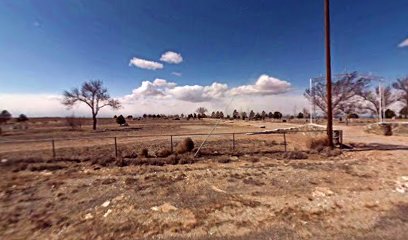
[
  {"x1": 255, "y1": 112, "x2": 261, "y2": 120},
  {"x1": 116, "y1": 115, "x2": 126, "y2": 125},
  {"x1": 273, "y1": 111, "x2": 283, "y2": 119},
  {"x1": 17, "y1": 114, "x2": 29, "y2": 122},
  {"x1": 249, "y1": 110, "x2": 255, "y2": 120},
  {"x1": 261, "y1": 111, "x2": 266, "y2": 120},
  {"x1": 232, "y1": 109, "x2": 239, "y2": 119}
]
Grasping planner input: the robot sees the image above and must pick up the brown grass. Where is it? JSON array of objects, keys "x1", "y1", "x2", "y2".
[
  {"x1": 305, "y1": 135, "x2": 330, "y2": 150},
  {"x1": 283, "y1": 151, "x2": 308, "y2": 160},
  {"x1": 156, "y1": 148, "x2": 173, "y2": 157}
]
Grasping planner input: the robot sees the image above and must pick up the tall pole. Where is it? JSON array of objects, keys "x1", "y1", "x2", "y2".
[
  {"x1": 379, "y1": 81, "x2": 383, "y2": 123},
  {"x1": 309, "y1": 78, "x2": 313, "y2": 124},
  {"x1": 324, "y1": 0, "x2": 334, "y2": 148}
]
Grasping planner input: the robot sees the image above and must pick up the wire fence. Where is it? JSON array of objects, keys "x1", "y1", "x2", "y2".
[{"x1": 0, "y1": 130, "x2": 342, "y2": 160}]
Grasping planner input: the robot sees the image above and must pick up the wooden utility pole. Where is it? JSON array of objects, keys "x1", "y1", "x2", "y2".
[{"x1": 324, "y1": 0, "x2": 334, "y2": 148}]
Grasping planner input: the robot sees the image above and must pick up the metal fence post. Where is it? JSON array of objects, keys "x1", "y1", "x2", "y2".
[
  {"x1": 283, "y1": 132, "x2": 287, "y2": 152},
  {"x1": 114, "y1": 137, "x2": 118, "y2": 158},
  {"x1": 51, "y1": 139, "x2": 56, "y2": 158},
  {"x1": 232, "y1": 133, "x2": 235, "y2": 150},
  {"x1": 170, "y1": 135, "x2": 173, "y2": 152}
]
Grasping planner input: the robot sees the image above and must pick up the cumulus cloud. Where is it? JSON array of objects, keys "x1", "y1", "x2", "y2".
[
  {"x1": 229, "y1": 74, "x2": 291, "y2": 95},
  {"x1": 168, "y1": 83, "x2": 228, "y2": 102},
  {"x1": 123, "y1": 74, "x2": 290, "y2": 104},
  {"x1": 129, "y1": 57, "x2": 163, "y2": 70},
  {"x1": 398, "y1": 38, "x2": 408, "y2": 47},
  {"x1": 123, "y1": 78, "x2": 177, "y2": 102},
  {"x1": 160, "y1": 51, "x2": 183, "y2": 64}
]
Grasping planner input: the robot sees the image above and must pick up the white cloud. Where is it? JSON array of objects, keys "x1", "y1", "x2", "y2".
[
  {"x1": 124, "y1": 74, "x2": 290, "y2": 104},
  {"x1": 172, "y1": 72, "x2": 182, "y2": 77},
  {"x1": 168, "y1": 82, "x2": 228, "y2": 102},
  {"x1": 160, "y1": 51, "x2": 183, "y2": 64},
  {"x1": 229, "y1": 74, "x2": 291, "y2": 95},
  {"x1": 398, "y1": 38, "x2": 408, "y2": 47},
  {"x1": 129, "y1": 57, "x2": 163, "y2": 70},
  {"x1": 123, "y1": 78, "x2": 176, "y2": 102}
]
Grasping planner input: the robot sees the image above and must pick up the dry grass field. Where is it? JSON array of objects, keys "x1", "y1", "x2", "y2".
[{"x1": 1, "y1": 118, "x2": 407, "y2": 239}]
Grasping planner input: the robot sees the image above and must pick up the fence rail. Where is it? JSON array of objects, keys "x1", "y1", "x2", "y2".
[{"x1": 0, "y1": 129, "x2": 342, "y2": 159}]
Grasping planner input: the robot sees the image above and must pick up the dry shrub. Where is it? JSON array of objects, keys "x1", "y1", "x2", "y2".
[
  {"x1": 175, "y1": 137, "x2": 195, "y2": 154},
  {"x1": 166, "y1": 154, "x2": 180, "y2": 164},
  {"x1": 178, "y1": 155, "x2": 195, "y2": 164},
  {"x1": 140, "y1": 148, "x2": 149, "y2": 158},
  {"x1": 156, "y1": 148, "x2": 172, "y2": 158},
  {"x1": 283, "y1": 151, "x2": 308, "y2": 160},
  {"x1": 217, "y1": 156, "x2": 231, "y2": 163},
  {"x1": 124, "y1": 177, "x2": 138, "y2": 185},
  {"x1": 91, "y1": 156, "x2": 116, "y2": 167},
  {"x1": 123, "y1": 151, "x2": 138, "y2": 158},
  {"x1": 28, "y1": 164, "x2": 65, "y2": 171},
  {"x1": 320, "y1": 147, "x2": 342, "y2": 157},
  {"x1": 306, "y1": 135, "x2": 330, "y2": 150}
]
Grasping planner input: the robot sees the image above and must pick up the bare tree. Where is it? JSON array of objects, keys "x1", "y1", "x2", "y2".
[
  {"x1": 304, "y1": 72, "x2": 371, "y2": 117},
  {"x1": 361, "y1": 86, "x2": 396, "y2": 117},
  {"x1": 62, "y1": 80, "x2": 121, "y2": 130},
  {"x1": 195, "y1": 107, "x2": 208, "y2": 117},
  {"x1": 392, "y1": 77, "x2": 408, "y2": 111}
]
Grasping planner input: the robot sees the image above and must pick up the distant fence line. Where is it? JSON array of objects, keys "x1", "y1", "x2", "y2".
[{"x1": 0, "y1": 129, "x2": 342, "y2": 159}]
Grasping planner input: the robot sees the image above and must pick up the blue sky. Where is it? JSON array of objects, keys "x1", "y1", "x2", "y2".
[{"x1": 0, "y1": 0, "x2": 407, "y2": 116}]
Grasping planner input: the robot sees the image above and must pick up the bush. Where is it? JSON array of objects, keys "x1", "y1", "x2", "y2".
[
  {"x1": 306, "y1": 136, "x2": 330, "y2": 150},
  {"x1": 122, "y1": 151, "x2": 138, "y2": 158},
  {"x1": 217, "y1": 157, "x2": 231, "y2": 163},
  {"x1": 175, "y1": 137, "x2": 195, "y2": 154},
  {"x1": 140, "y1": 148, "x2": 149, "y2": 158},
  {"x1": 283, "y1": 151, "x2": 308, "y2": 160},
  {"x1": 385, "y1": 109, "x2": 396, "y2": 119},
  {"x1": 65, "y1": 115, "x2": 83, "y2": 130},
  {"x1": 17, "y1": 114, "x2": 29, "y2": 122},
  {"x1": 178, "y1": 156, "x2": 195, "y2": 164},
  {"x1": 320, "y1": 147, "x2": 342, "y2": 157},
  {"x1": 347, "y1": 113, "x2": 359, "y2": 119},
  {"x1": 156, "y1": 148, "x2": 172, "y2": 158},
  {"x1": 167, "y1": 154, "x2": 180, "y2": 164},
  {"x1": 0, "y1": 110, "x2": 12, "y2": 124},
  {"x1": 116, "y1": 115, "x2": 126, "y2": 125}
]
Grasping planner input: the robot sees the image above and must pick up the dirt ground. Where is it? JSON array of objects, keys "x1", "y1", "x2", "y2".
[{"x1": 0, "y1": 118, "x2": 407, "y2": 239}]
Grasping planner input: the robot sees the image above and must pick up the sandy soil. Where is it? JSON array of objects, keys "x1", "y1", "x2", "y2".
[{"x1": 0, "y1": 119, "x2": 407, "y2": 239}]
